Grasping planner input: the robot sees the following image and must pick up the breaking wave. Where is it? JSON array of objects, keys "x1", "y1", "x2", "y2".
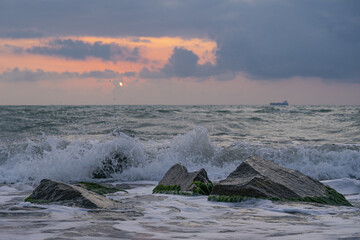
[{"x1": 0, "y1": 126, "x2": 359, "y2": 184}]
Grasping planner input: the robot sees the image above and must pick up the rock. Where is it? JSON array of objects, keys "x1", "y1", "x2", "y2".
[
  {"x1": 25, "y1": 179, "x2": 119, "y2": 209},
  {"x1": 93, "y1": 152, "x2": 128, "y2": 178},
  {"x1": 211, "y1": 155, "x2": 351, "y2": 206},
  {"x1": 157, "y1": 163, "x2": 211, "y2": 191}
]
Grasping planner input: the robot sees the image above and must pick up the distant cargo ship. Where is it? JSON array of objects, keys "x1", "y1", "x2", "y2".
[{"x1": 270, "y1": 101, "x2": 288, "y2": 106}]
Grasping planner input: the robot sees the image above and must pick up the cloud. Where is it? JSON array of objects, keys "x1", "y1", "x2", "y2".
[
  {"x1": 130, "y1": 37, "x2": 151, "y2": 43},
  {"x1": 140, "y1": 47, "x2": 216, "y2": 79},
  {"x1": 0, "y1": 68, "x2": 132, "y2": 82},
  {"x1": 3, "y1": 44, "x2": 24, "y2": 54},
  {"x1": 1, "y1": 0, "x2": 360, "y2": 82},
  {"x1": 0, "y1": 28, "x2": 44, "y2": 39},
  {"x1": 213, "y1": 1, "x2": 360, "y2": 82},
  {"x1": 27, "y1": 39, "x2": 140, "y2": 62}
]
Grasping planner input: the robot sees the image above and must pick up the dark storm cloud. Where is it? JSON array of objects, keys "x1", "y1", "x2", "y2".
[
  {"x1": 140, "y1": 47, "x2": 215, "y2": 79},
  {"x1": 0, "y1": 68, "x2": 131, "y2": 82},
  {"x1": 26, "y1": 39, "x2": 140, "y2": 62},
  {"x1": 1, "y1": 0, "x2": 360, "y2": 82},
  {"x1": 213, "y1": 1, "x2": 360, "y2": 82}
]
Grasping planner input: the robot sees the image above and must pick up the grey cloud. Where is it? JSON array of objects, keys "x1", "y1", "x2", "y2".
[
  {"x1": 3, "y1": 44, "x2": 24, "y2": 54},
  {"x1": 0, "y1": 68, "x2": 132, "y2": 82},
  {"x1": 140, "y1": 47, "x2": 216, "y2": 79},
  {"x1": 0, "y1": 28, "x2": 44, "y2": 39},
  {"x1": 27, "y1": 39, "x2": 140, "y2": 62},
  {"x1": 0, "y1": 68, "x2": 75, "y2": 82},
  {"x1": 123, "y1": 71, "x2": 136, "y2": 77},
  {"x1": 79, "y1": 69, "x2": 123, "y2": 79},
  {"x1": 131, "y1": 37, "x2": 151, "y2": 43},
  {"x1": 214, "y1": 1, "x2": 360, "y2": 82},
  {"x1": 1, "y1": 0, "x2": 360, "y2": 82}
]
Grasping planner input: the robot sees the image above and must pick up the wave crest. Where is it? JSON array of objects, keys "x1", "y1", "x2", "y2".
[{"x1": 0, "y1": 127, "x2": 359, "y2": 184}]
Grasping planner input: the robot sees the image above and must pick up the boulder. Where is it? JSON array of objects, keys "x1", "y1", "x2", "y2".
[
  {"x1": 25, "y1": 179, "x2": 118, "y2": 209},
  {"x1": 93, "y1": 152, "x2": 128, "y2": 178},
  {"x1": 157, "y1": 163, "x2": 211, "y2": 191},
  {"x1": 211, "y1": 155, "x2": 350, "y2": 205}
]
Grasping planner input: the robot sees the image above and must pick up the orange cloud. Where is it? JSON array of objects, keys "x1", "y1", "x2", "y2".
[{"x1": 1, "y1": 36, "x2": 216, "y2": 74}]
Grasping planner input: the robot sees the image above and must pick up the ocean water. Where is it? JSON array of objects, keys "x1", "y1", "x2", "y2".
[{"x1": 0, "y1": 105, "x2": 359, "y2": 239}]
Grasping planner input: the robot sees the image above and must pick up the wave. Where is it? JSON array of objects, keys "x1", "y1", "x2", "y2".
[
  {"x1": 253, "y1": 107, "x2": 280, "y2": 113},
  {"x1": 0, "y1": 126, "x2": 359, "y2": 184},
  {"x1": 310, "y1": 109, "x2": 333, "y2": 113}
]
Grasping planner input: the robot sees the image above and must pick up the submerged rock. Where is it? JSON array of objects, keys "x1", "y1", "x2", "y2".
[
  {"x1": 93, "y1": 152, "x2": 128, "y2": 178},
  {"x1": 211, "y1": 155, "x2": 351, "y2": 206},
  {"x1": 156, "y1": 163, "x2": 211, "y2": 192},
  {"x1": 25, "y1": 179, "x2": 119, "y2": 209}
]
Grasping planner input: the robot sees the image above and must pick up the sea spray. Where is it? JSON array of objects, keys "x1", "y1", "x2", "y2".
[{"x1": 1, "y1": 105, "x2": 360, "y2": 184}]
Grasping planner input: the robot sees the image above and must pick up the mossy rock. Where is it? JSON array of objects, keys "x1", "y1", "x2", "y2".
[
  {"x1": 285, "y1": 186, "x2": 351, "y2": 206},
  {"x1": 208, "y1": 195, "x2": 249, "y2": 202},
  {"x1": 24, "y1": 182, "x2": 125, "y2": 203},
  {"x1": 78, "y1": 182, "x2": 127, "y2": 195},
  {"x1": 192, "y1": 181, "x2": 213, "y2": 195},
  {"x1": 24, "y1": 196, "x2": 51, "y2": 204},
  {"x1": 153, "y1": 182, "x2": 213, "y2": 196},
  {"x1": 23, "y1": 179, "x2": 120, "y2": 209},
  {"x1": 152, "y1": 184, "x2": 192, "y2": 195},
  {"x1": 153, "y1": 184, "x2": 181, "y2": 193},
  {"x1": 208, "y1": 186, "x2": 351, "y2": 206}
]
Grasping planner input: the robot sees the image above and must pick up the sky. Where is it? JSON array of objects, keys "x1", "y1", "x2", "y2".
[{"x1": 0, "y1": 0, "x2": 359, "y2": 105}]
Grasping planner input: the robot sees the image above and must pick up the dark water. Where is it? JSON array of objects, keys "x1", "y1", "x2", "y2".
[{"x1": 0, "y1": 105, "x2": 359, "y2": 183}]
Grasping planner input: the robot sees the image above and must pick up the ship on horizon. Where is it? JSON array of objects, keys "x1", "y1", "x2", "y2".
[{"x1": 270, "y1": 100, "x2": 288, "y2": 106}]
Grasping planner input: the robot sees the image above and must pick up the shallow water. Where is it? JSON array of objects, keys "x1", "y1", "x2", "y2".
[{"x1": 0, "y1": 181, "x2": 360, "y2": 240}]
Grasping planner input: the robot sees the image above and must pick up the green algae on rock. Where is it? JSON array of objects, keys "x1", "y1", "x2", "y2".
[
  {"x1": 284, "y1": 186, "x2": 351, "y2": 206},
  {"x1": 209, "y1": 155, "x2": 351, "y2": 206},
  {"x1": 152, "y1": 184, "x2": 192, "y2": 195},
  {"x1": 208, "y1": 186, "x2": 351, "y2": 206},
  {"x1": 153, "y1": 182, "x2": 214, "y2": 196},
  {"x1": 192, "y1": 181, "x2": 213, "y2": 196},
  {"x1": 24, "y1": 196, "x2": 51, "y2": 204}
]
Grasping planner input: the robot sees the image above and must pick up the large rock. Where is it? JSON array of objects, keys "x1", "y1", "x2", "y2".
[
  {"x1": 157, "y1": 163, "x2": 211, "y2": 191},
  {"x1": 93, "y1": 152, "x2": 128, "y2": 178},
  {"x1": 25, "y1": 179, "x2": 118, "y2": 209},
  {"x1": 211, "y1": 155, "x2": 328, "y2": 199}
]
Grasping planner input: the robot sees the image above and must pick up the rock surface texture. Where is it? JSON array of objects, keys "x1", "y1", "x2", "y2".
[
  {"x1": 26, "y1": 179, "x2": 118, "y2": 209},
  {"x1": 158, "y1": 163, "x2": 211, "y2": 191},
  {"x1": 211, "y1": 155, "x2": 328, "y2": 199},
  {"x1": 93, "y1": 152, "x2": 128, "y2": 178}
]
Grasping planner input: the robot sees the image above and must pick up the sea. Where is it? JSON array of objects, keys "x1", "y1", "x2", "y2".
[{"x1": 0, "y1": 105, "x2": 359, "y2": 239}]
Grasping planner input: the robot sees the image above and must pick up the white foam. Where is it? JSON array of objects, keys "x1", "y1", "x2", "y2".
[
  {"x1": 0, "y1": 126, "x2": 359, "y2": 184},
  {"x1": 0, "y1": 133, "x2": 146, "y2": 184},
  {"x1": 113, "y1": 184, "x2": 360, "y2": 240},
  {"x1": 232, "y1": 141, "x2": 360, "y2": 180}
]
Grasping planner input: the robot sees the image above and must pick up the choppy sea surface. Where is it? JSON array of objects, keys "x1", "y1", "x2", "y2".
[{"x1": 0, "y1": 105, "x2": 360, "y2": 239}]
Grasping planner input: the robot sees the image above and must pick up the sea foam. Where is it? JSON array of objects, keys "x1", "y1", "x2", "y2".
[{"x1": 0, "y1": 126, "x2": 359, "y2": 184}]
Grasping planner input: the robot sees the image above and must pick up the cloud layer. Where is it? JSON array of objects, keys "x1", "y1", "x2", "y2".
[
  {"x1": 0, "y1": 68, "x2": 132, "y2": 82},
  {"x1": 1, "y1": 0, "x2": 360, "y2": 82},
  {"x1": 0, "y1": 28, "x2": 44, "y2": 39},
  {"x1": 25, "y1": 39, "x2": 140, "y2": 62}
]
